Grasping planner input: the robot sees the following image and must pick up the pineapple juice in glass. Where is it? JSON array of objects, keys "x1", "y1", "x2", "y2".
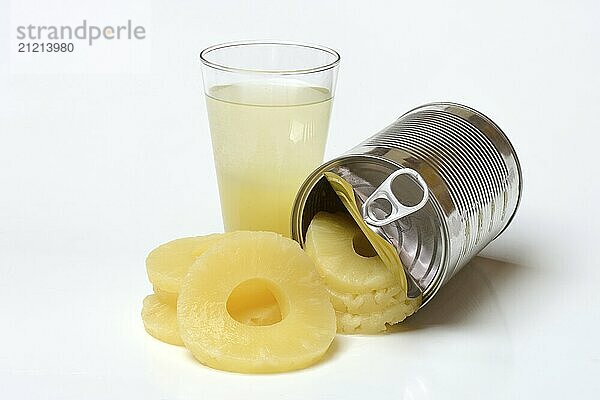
[{"x1": 200, "y1": 41, "x2": 340, "y2": 236}]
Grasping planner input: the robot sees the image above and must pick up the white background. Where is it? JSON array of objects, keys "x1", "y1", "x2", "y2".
[{"x1": 1, "y1": 0, "x2": 599, "y2": 398}]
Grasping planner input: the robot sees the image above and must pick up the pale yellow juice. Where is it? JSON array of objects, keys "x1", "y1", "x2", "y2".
[{"x1": 206, "y1": 83, "x2": 333, "y2": 236}]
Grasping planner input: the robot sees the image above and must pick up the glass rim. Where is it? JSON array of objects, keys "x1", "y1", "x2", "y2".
[{"x1": 199, "y1": 40, "x2": 341, "y2": 75}]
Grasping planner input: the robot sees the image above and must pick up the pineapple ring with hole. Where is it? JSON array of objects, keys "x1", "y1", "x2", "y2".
[
  {"x1": 177, "y1": 231, "x2": 336, "y2": 374},
  {"x1": 141, "y1": 294, "x2": 183, "y2": 346},
  {"x1": 305, "y1": 212, "x2": 399, "y2": 293},
  {"x1": 335, "y1": 298, "x2": 420, "y2": 334},
  {"x1": 153, "y1": 283, "x2": 281, "y2": 326},
  {"x1": 326, "y1": 284, "x2": 408, "y2": 314},
  {"x1": 146, "y1": 234, "x2": 226, "y2": 294},
  {"x1": 151, "y1": 259, "x2": 282, "y2": 326}
]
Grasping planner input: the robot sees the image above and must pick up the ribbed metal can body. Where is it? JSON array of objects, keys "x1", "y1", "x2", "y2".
[{"x1": 291, "y1": 102, "x2": 522, "y2": 304}]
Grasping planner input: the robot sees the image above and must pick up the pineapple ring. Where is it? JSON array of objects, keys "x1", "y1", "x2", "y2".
[
  {"x1": 152, "y1": 282, "x2": 282, "y2": 326},
  {"x1": 146, "y1": 234, "x2": 226, "y2": 294},
  {"x1": 335, "y1": 298, "x2": 420, "y2": 334},
  {"x1": 305, "y1": 212, "x2": 399, "y2": 293},
  {"x1": 326, "y1": 284, "x2": 407, "y2": 314},
  {"x1": 150, "y1": 242, "x2": 282, "y2": 326},
  {"x1": 177, "y1": 231, "x2": 336, "y2": 374},
  {"x1": 141, "y1": 294, "x2": 183, "y2": 346}
]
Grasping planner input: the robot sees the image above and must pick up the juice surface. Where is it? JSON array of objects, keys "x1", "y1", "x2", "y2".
[{"x1": 206, "y1": 83, "x2": 333, "y2": 236}]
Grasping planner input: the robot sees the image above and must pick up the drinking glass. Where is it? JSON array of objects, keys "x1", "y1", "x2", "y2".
[{"x1": 200, "y1": 41, "x2": 340, "y2": 236}]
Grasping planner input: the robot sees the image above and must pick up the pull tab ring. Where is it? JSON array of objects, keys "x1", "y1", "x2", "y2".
[{"x1": 362, "y1": 168, "x2": 429, "y2": 227}]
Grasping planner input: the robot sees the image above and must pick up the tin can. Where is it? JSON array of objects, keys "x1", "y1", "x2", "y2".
[{"x1": 291, "y1": 102, "x2": 522, "y2": 305}]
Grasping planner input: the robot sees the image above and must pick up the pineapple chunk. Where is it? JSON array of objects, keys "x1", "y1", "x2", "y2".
[
  {"x1": 335, "y1": 298, "x2": 420, "y2": 334},
  {"x1": 146, "y1": 234, "x2": 226, "y2": 294},
  {"x1": 141, "y1": 294, "x2": 183, "y2": 346},
  {"x1": 305, "y1": 212, "x2": 398, "y2": 293},
  {"x1": 177, "y1": 231, "x2": 336, "y2": 373},
  {"x1": 326, "y1": 283, "x2": 406, "y2": 314}
]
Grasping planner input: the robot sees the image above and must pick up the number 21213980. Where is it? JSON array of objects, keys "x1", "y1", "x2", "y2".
[{"x1": 18, "y1": 42, "x2": 74, "y2": 53}]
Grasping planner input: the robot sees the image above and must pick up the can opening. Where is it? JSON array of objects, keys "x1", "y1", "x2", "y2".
[
  {"x1": 292, "y1": 156, "x2": 447, "y2": 302},
  {"x1": 297, "y1": 175, "x2": 347, "y2": 240}
]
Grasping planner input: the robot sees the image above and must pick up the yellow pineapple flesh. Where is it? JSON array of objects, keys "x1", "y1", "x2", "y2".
[
  {"x1": 153, "y1": 286, "x2": 177, "y2": 306},
  {"x1": 146, "y1": 234, "x2": 226, "y2": 294},
  {"x1": 177, "y1": 231, "x2": 336, "y2": 373},
  {"x1": 335, "y1": 297, "x2": 420, "y2": 334},
  {"x1": 326, "y1": 283, "x2": 406, "y2": 314},
  {"x1": 304, "y1": 212, "x2": 398, "y2": 293},
  {"x1": 141, "y1": 294, "x2": 183, "y2": 346},
  {"x1": 305, "y1": 212, "x2": 421, "y2": 334}
]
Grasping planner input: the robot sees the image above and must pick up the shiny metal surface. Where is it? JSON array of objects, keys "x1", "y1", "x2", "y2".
[
  {"x1": 362, "y1": 168, "x2": 429, "y2": 227},
  {"x1": 292, "y1": 102, "x2": 522, "y2": 305}
]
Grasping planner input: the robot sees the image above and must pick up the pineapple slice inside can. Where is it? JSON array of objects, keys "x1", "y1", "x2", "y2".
[
  {"x1": 177, "y1": 231, "x2": 336, "y2": 374},
  {"x1": 305, "y1": 212, "x2": 399, "y2": 293},
  {"x1": 324, "y1": 172, "x2": 408, "y2": 288},
  {"x1": 305, "y1": 212, "x2": 422, "y2": 333}
]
